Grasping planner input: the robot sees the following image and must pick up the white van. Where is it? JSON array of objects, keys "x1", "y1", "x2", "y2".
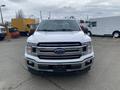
[
  {"x1": 87, "y1": 16, "x2": 120, "y2": 38},
  {"x1": 25, "y1": 19, "x2": 94, "y2": 74}
]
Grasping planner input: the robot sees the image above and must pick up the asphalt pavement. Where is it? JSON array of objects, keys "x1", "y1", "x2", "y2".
[{"x1": 0, "y1": 37, "x2": 120, "y2": 90}]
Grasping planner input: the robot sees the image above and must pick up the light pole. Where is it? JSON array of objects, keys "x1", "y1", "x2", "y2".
[
  {"x1": 0, "y1": 5, "x2": 5, "y2": 24},
  {"x1": 0, "y1": 5, "x2": 10, "y2": 41}
]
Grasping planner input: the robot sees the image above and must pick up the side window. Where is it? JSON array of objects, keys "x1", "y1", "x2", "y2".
[
  {"x1": 88, "y1": 23, "x2": 91, "y2": 27},
  {"x1": 91, "y1": 21, "x2": 97, "y2": 27}
]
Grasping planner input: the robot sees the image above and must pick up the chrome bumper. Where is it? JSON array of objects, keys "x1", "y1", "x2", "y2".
[{"x1": 25, "y1": 56, "x2": 94, "y2": 72}]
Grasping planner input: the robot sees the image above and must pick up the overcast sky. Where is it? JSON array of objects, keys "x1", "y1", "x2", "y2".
[{"x1": 1, "y1": 0, "x2": 120, "y2": 22}]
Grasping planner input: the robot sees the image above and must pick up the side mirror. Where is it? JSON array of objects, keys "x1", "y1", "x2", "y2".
[
  {"x1": 83, "y1": 28, "x2": 88, "y2": 34},
  {"x1": 81, "y1": 26, "x2": 88, "y2": 34}
]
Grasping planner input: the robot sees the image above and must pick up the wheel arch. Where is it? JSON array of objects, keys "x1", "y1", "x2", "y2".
[
  {"x1": 112, "y1": 30, "x2": 120, "y2": 35},
  {"x1": 112, "y1": 30, "x2": 120, "y2": 38},
  {"x1": 87, "y1": 30, "x2": 92, "y2": 36}
]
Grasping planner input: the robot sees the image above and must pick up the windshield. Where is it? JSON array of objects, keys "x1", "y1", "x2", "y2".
[
  {"x1": 30, "y1": 24, "x2": 39, "y2": 30},
  {"x1": 37, "y1": 20, "x2": 80, "y2": 31}
]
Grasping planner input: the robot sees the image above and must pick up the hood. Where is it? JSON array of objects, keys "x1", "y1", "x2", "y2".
[{"x1": 27, "y1": 31, "x2": 91, "y2": 43}]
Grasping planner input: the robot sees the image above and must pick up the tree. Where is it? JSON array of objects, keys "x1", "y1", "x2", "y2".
[{"x1": 16, "y1": 9, "x2": 24, "y2": 19}]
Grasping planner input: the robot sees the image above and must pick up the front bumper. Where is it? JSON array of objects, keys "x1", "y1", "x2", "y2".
[
  {"x1": 25, "y1": 53, "x2": 94, "y2": 72},
  {"x1": 0, "y1": 33, "x2": 5, "y2": 38}
]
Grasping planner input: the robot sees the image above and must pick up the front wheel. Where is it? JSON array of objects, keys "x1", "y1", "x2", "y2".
[
  {"x1": 87, "y1": 31, "x2": 92, "y2": 36},
  {"x1": 83, "y1": 66, "x2": 91, "y2": 73},
  {"x1": 113, "y1": 32, "x2": 120, "y2": 38},
  {"x1": 28, "y1": 67, "x2": 40, "y2": 75}
]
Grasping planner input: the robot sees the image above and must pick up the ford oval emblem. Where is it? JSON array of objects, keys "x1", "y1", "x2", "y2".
[{"x1": 54, "y1": 48, "x2": 65, "y2": 54}]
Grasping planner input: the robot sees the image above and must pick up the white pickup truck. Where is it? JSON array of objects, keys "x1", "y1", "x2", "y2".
[{"x1": 25, "y1": 19, "x2": 94, "y2": 74}]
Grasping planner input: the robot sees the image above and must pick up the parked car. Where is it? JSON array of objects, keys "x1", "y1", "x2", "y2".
[
  {"x1": 0, "y1": 26, "x2": 6, "y2": 41},
  {"x1": 9, "y1": 28, "x2": 20, "y2": 38},
  {"x1": 25, "y1": 19, "x2": 94, "y2": 74}
]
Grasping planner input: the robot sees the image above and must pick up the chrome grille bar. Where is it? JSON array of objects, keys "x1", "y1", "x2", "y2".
[{"x1": 35, "y1": 42, "x2": 87, "y2": 60}]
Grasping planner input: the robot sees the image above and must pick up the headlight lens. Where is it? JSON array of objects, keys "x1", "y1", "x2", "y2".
[
  {"x1": 82, "y1": 42, "x2": 92, "y2": 54},
  {"x1": 26, "y1": 42, "x2": 37, "y2": 55},
  {"x1": 26, "y1": 46, "x2": 32, "y2": 54},
  {"x1": 27, "y1": 42, "x2": 37, "y2": 46}
]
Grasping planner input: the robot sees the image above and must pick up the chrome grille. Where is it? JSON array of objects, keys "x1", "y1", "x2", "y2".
[
  {"x1": 35, "y1": 42, "x2": 87, "y2": 60},
  {"x1": 38, "y1": 55, "x2": 81, "y2": 59},
  {"x1": 37, "y1": 42, "x2": 81, "y2": 47}
]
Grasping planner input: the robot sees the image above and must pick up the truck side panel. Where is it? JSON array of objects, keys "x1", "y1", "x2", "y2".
[
  {"x1": 89, "y1": 16, "x2": 120, "y2": 36},
  {"x1": 12, "y1": 18, "x2": 36, "y2": 33},
  {"x1": 12, "y1": 18, "x2": 25, "y2": 32}
]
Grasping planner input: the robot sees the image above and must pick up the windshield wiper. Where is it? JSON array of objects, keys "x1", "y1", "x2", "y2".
[
  {"x1": 38, "y1": 29, "x2": 79, "y2": 31},
  {"x1": 38, "y1": 29, "x2": 56, "y2": 31},
  {"x1": 57, "y1": 29, "x2": 72, "y2": 31},
  {"x1": 57, "y1": 29, "x2": 77, "y2": 31}
]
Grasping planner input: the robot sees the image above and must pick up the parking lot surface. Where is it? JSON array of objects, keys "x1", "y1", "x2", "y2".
[{"x1": 0, "y1": 37, "x2": 120, "y2": 90}]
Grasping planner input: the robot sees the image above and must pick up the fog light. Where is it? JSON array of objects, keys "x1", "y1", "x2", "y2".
[
  {"x1": 85, "y1": 60, "x2": 92, "y2": 66},
  {"x1": 27, "y1": 60, "x2": 34, "y2": 67}
]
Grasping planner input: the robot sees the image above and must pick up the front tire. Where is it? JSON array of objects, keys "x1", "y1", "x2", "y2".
[
  {"x1": 87, "y1": 31, "x2": 92, "y2": 36},
  {"x1": 28, "y1": 67, "x2": 40, "y2": 75},
  {"x1": 83, "y1": 66, "x2": 91, "y2": 73},
  {"x1": 113, "y1": 31, "x2": 120, "y2": 38}
]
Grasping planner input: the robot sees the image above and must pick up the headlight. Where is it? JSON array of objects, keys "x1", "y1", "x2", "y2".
[
  {"x1": 82, "y1": 42, "x2": 92, "y2": 54},
  {"x1": 27, "y1": 42, "x2": 37, "y2": 46},
  {"x1": 26, "y1": 42, "x2": 37, "y2": 55},
  {"x1": 26, "y1": 46, "x2": 32, "y2": 54}
]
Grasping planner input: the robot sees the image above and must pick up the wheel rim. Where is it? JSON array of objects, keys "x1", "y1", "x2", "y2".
[
  {"x1": 87, "y1": 32, "x2": 91, "y2": 36},
  {"x1": 114, "y1": 33, "x2": 119, "y2": 38}
]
